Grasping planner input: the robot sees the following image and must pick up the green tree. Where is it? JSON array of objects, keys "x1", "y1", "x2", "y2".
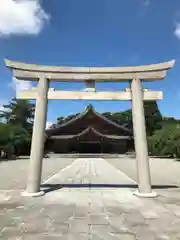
[
  {"x1": 57, "y1": 113, "x2": 79, "y2": 125},
  {"x1": 0, "y1": 99, "x2": 35, "y2": 158},
  {"x1": 56, "y1": 116, "x2": 65, "y2": 125},
  {"x1": 0, "y1": 123, "x2": 31, "y2": 158},
  {"x1": 144, "y1": 101, "x2": 162, "y2": 136},
  {"x1": 148, "y1": 122, "x2": 180, "y2": 158},
  {"x1": 102, "y1": 110, "x2": 132, "y2": 125},
  {"x1": 102, "y1": 101, "x2": 162, "y2": 136},
  {"x1": 0, "y1": 98, "x2": 35, "y2": 132}
]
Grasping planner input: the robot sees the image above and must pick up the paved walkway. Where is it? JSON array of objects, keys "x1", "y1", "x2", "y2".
[
  {"x1": 0, "y1": 157, "x2": 180, "y2": 239},
  {"x1": 43, "y1": 157, "x2": 136, "y2": 185}
]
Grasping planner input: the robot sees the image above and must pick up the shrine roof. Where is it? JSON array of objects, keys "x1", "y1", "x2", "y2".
[
  {"x1": 46, "y1": 104, "x2": 132, "y2": 136},
  {"x1": 48, "y1": 127, "x2": 132, "y2": 140}
]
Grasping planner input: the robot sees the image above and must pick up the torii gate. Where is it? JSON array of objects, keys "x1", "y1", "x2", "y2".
[{"x1": 5, "y1": 59, "x2": 175, "y2": 198}]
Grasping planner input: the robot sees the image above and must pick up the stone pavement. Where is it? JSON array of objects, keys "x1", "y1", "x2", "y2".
[
  {"x1": 43, "y1": 157, "x2": 136, "y2": 185},
  {"x1": 0, "y1": 157, "x2": 180, "y2": 239}
]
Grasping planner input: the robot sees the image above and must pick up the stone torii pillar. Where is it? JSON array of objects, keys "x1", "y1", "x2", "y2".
[
  {"x1": 131, "y1": 79, "x2": 156, "y2": 197},
  {"x1": 22, "y1": 77, "x2": 49, "y2": 197}
]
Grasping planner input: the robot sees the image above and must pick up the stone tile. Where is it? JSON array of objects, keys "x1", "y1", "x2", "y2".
[
  {"x1": 88, "y1": 233, "x2": 103, "y2": 240},
  {"x1": 107, "y1": 215, "x2": 128, "y2": 232},
  {"x1": 43, "y1": 207, "x2": 74, "y2": 221},
  {"x1": 20, "y1": 235, "x2": 62, "y2": 240},
  {"x1": 167, "y1": 233, "x2": 180, "y2": 240},
  {"x1": 69, "y1": 218, "x2": 89, "y2": 233},
  {"x1": 89, "y1": 205, "x2": 105, "y2": 214},
  {"x1": 124, "y1": 211, "x2": 146, "y2": 227},
  {"x1": 165, "y1": 204, "x2": 180, "y2": 217},
  {"x1": 128, "y1": 225, "x2": 156, "y2": 240},
  {"x1": 141, "y1": 209, "x2": 158, "y2": 219},
  {"x1": 106, "y1": 232, "x2": 136, "y2": 240},
  {"x1": 89, "y1": 225, "x2": 135, "y2": 240},
  {"x1": 88, "y1": 214, "x2": 109, "y2": 225},
  {"x1": 55, "y1": 233, "x2": 88, "y2": 240},
  {"x1": 0, "y1": 226, "x2": 24, "y2": 239},
  {"x1": 105, "y1": 206, "x2": 128, "y2": 216},
  {"x1": 43, "y1": 219, "x2": 70, "y2": 234},
  {"x1": 73, "y1": 208, "x2": 89, "y2": 218},
  {"x1": 147, "y1": 214, "x2": 180, "y2": 234},
  {"x1": 0, "y1": 215, "x2": 20, "y2": 230},
  {"x1": 155, "y1": 234, "x2": 171, "y2": 240},
  {"x1": 13, "y1": 233, "x2": 88, "y2": 240}
]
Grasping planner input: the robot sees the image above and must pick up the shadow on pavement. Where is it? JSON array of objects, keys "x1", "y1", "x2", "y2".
[{"x1": 40, "y1": 183, "x2": 179, "y2": 194}]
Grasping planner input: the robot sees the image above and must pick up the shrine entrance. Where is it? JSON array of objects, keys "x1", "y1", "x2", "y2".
[
  {"x1": 68, "y1": 141, "x2": 101, "y2": 154},
  {"x1": 78, "y1": 141, "x2": 101, "y2": 154},
  {"x1": 5, "y1": 59, "x2": 175, "y2": 198}
]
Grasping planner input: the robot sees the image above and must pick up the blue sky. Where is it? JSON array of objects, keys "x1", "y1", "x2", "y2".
[{"x1": 0, "y1": 0, "x2": 180, "y2": 126}]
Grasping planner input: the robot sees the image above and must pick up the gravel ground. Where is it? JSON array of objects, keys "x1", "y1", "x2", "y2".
[
  {"x1": 0, "y1": 155, "x2": 180, "y2": 190},
  {"x1": 0, "y1": 157, "x2": 75, "y2": 190},
  {"x1": 106, "y1": 157, "x2": 180, "y2": 186}
]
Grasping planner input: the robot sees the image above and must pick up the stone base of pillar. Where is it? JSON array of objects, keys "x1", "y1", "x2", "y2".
[
  {"x1": 21, "y1": 190, "x2": 45, "y2": 197},
  {"x1": 133, "y1": 190, "x2": 157, "y2": 198}
]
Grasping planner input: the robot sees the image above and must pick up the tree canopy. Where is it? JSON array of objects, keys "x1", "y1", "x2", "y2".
[
  {"x1": 148, "y1": 122, "x2": 180, "y2": 158},
  {"x1": 0, "y1": 99, "x2": 35, "y2": 158},
  {"x1": 0, "y1": 98, "x2": 35, "y2": 132}
]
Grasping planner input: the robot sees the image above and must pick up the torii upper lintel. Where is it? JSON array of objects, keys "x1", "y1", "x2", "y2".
[{"x1": 4, "y1": 59, "x2": 175, "y2": 82}]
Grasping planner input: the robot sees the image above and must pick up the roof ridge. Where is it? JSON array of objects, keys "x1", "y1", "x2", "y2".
[
  {"x1": 46, "y1": 105, "x2": 132, "y2": 135},
  {"x1": 48, "y1": 126, "x2": 132, "y2": 140}
]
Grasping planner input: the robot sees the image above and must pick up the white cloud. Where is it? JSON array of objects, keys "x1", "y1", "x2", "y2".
[
  {"x1": 0, "y1": 99, "x2": 9, "y2": 112},
  {"x1": 9, "y1": 77, "x2": 33, "y2": 91},
  {"x1": 0, "y1": 0, "x2": 49, "y2": 36},
  {"x1": 174, "y1": 22, "x2": 180, "y2": 40},
  {"x1": 0, "y1": 99, "x2": 11, "y2": 123},
  {"x1": 0, "y1": 105, "x2": 5, "y2": 111},
  {"x1": 46, "y1": 121, "x2": 53, "y2": 129}
]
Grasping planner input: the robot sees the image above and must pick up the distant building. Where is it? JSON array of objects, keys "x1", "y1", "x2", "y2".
[{"x1": 45, "y1": 105, "x2": 134, "y2": 154}]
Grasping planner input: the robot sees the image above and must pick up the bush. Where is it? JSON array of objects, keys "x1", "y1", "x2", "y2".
[
  {"x1": 148, "y1": 123, "x2": 180, "y2": 158},
  {"x1": 0, "y1": 123, "x2": 31, "y2": 159}
]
